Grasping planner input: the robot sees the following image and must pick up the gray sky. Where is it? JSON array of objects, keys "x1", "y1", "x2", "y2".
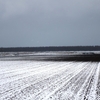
[{"x1": 0, "y1": 0, "x2": 100, "y2": 47}]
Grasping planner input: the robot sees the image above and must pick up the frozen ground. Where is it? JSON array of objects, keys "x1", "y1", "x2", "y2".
[
  {"x1": 1, "y1": 51, "x2": 100, "y2": 57},
  {"x1": 0, "y1": 60, "x2": 100, "y2": 100}
]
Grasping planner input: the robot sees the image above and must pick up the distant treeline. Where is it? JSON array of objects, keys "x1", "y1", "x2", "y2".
[{"x1": 0, "y1": 46, "x2": 100, "y2": 52}]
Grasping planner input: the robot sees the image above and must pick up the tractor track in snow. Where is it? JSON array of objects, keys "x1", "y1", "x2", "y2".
[
  {"x1": 96, "y1": 63, "x2": 100, "y2": 100},
  {"x1": 0, "y1": 62, "x2": 72, "y2": 99},
  {"x1": 0, "y1": 61, "x2": 100, "y2": 100},
  {"x1": 44, "y1": 62, "x2": 94, "y2": 100}
]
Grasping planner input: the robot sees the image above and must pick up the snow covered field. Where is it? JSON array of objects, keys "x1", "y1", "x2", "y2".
[{"x1": 0, "y1": 60, "x2": 100, "y2": 100}]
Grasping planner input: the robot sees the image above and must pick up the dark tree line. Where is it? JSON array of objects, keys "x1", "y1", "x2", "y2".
[{"x1": 0, "y1": 46, "x2": 100, "y2": 52}]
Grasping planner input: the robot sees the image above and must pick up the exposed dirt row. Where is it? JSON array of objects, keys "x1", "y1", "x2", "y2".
[
  {"x1": 0, "y1": 61, "x2": 99, "y2": 100},
  {"x1": 0, "y1": 61, "x2": 73, "y2": 100}
]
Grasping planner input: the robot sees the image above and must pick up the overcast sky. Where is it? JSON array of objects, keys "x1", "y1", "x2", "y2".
[{"x1": 0, "y1": 0, "x2": 100, "y2": 47}]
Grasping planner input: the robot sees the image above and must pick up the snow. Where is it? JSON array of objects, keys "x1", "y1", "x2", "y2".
[
  {"x1": 1, "y1": 51, "x2": 100, "y2": 57},
  {"x1": 0, "y1": 60, "x2": 100, "y2": 100}
]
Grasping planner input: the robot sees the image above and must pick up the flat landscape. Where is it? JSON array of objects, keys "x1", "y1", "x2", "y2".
[{"x1": 0, "y1": 52, "x2": 100, "y2": 100}]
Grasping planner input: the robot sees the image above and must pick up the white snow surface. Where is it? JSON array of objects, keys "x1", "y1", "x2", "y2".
[{"x1": 0, "y1": 60, "x2": 100, "y2": 100}]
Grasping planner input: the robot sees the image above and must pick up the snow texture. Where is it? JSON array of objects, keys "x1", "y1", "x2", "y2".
[{"x1": 0, "y1": 60, "x2": 100, "y2": 100}]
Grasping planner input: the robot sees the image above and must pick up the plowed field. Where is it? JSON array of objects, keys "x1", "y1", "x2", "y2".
[{"x1": 0, "y1": 61, "x2": 100, "y2": 100}]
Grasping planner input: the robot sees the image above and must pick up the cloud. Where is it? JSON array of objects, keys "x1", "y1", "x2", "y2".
[
  {"x1": 0, "y1": 0, "x2": 100, "y2": 19},
  {"x1": 0, "y1": 0, "x2": 34, "y2": 19},
  {"x1": 0, "y1": 0, "x2": 100, "y2": 47}
]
